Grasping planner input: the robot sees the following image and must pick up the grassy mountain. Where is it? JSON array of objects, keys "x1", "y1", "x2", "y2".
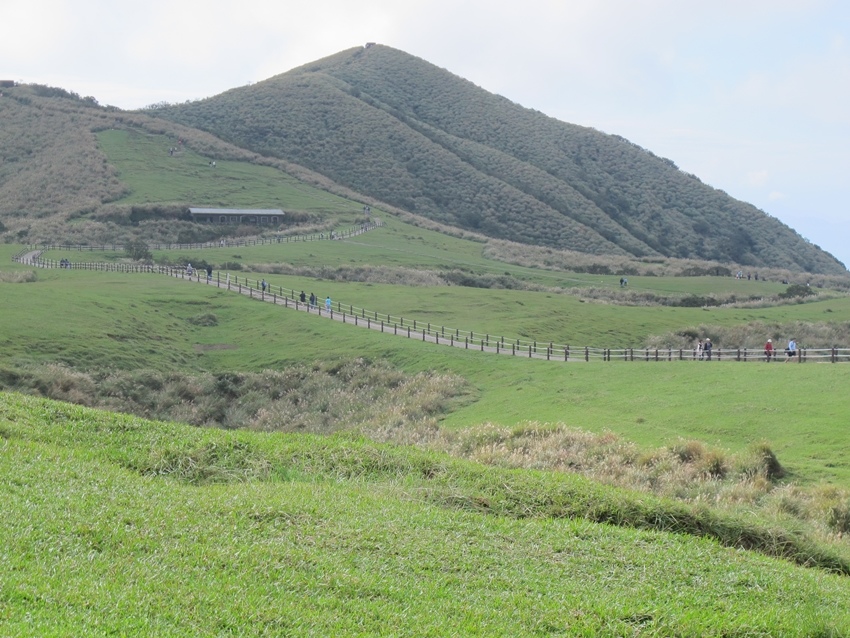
[
  {"x1": 0, "y1": 84, "x2": 376, "y2": 245},
  {"x1": 150, "y1": 44, "x2": 845, "y2": 275}
]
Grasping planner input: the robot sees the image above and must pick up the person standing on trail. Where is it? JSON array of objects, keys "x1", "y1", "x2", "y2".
[
  {"x1": 186, "y1": 263, "x2": 193, "y2": 277},
  {"x1": 325, "y1": 296, "x2": 332, "y2": 312},
  {"x1": 696, "y1": 339, "x2": 703, "y2": 360},
  {"x1": 703, "y1": 338, "x2": 713, "y2": 360},
  {"x1": 261, "y1": 279, "x2": 267, "y2": 292},
  {"x1": 309, "y1": 292, "x2": 316, "y2": 308},
  {"x1": 764, "y1": 339, "x2": 774, "y2": 362},
  {"x1": 206, "y1": 265, "x2": 213, "y2": 281},
  {"x1": 300, "y1": 291, "x2": 306, "y2": 303}
]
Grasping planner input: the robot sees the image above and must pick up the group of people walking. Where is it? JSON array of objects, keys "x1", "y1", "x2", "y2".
[{"x1": 299, "y1": 291, "x2": 332, "y2": 312}]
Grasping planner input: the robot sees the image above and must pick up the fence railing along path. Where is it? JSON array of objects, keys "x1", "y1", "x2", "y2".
[
  {"x1": 21, "y1": 220, "x2": 384, "y2": 254},
  {"x1": 13, "y1": 247, "x2": 850, "y2": 364}
]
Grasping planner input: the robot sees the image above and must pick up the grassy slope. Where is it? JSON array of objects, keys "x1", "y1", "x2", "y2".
[
  {"x1": 3, "y1": 249, "x2": 849, "y2": 486},
  {"x1": 2, "y1": 392, "x2": 850, "y2": 636},
  {"x1": 4, "y1": 120, "x2": 850, "y2": 634},
  {"x1": 96, "y1": 129, "x2": 363, "y2": 216}
]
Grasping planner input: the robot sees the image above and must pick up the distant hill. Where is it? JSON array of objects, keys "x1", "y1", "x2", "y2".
[
  {"x1": 150, "y1": 45, "x2": 846, "y2": 275},
  {"x1": 0, "y1": 84, "x2": 365, "y2": 245},
  {"x1": 0, "y1": 53, "x2": 845, "y2": 275}
]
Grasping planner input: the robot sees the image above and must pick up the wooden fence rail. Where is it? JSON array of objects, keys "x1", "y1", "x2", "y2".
[
  {"x1": 14, "y1": 249, "x2": 850, "y2": 364},
  {"x1": 21, "y1": 220, "x2": 383, "y2": 254}
]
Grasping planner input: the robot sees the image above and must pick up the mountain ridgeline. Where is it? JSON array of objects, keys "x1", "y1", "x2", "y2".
[{"x1": 151, "y1": 45, "x2": 844, "y2": 274}]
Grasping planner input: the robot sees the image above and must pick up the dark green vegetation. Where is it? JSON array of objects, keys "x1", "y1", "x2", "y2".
[
  {"x1": 3, "y1": 392, "x2": 850, "y2": 636},
  {"x1": 151, "y1": 45, "x2": 845, "y2": 274}
]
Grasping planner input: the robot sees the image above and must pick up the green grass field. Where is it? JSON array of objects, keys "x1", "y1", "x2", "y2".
[
  {"x1": 3, "y1": 129, "x2": 850, "y2": 635},
  {"x1": 3, "y1": 251, "x2": 850, "y2": 486},
  {"x1": 3, "y1": 392, "x2": 850, "y2": 636},
  {"x1": 97, "y1": 129, "x2": 363, "y2": 217}
]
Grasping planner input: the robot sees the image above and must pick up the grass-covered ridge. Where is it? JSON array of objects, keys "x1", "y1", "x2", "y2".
[{"x1": 2, "y1": 392, "x2": 850, "y2": 636}]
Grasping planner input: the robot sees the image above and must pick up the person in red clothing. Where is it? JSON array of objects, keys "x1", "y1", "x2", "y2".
[{"x1": 764, "y1": 338, "x2": 774, "y2": 362}]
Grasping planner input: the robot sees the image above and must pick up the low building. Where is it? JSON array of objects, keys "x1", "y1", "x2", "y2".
[{"x1": 188, "y1": 207, "x2": 284, "y2": 225}]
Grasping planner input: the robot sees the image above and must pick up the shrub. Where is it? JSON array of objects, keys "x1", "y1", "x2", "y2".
[
  {"x1": 124, "y1": 239, "x2": 152, "y2": 261},
  {"x1": 779, "y1": 284, "x2": 816, "y2": 299}
]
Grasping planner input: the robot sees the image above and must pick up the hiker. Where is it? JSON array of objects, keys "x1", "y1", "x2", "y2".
[
  {"x1": 325, "y1": 296, "x2": 332, "y2": 312},
  {"x1": 261, "y1": 279, "x2": 267, "y2": 292},
  {"x1": 786, "y1": 338, "x2": 797, "y2": 362},
  {"x1": 186, "y1": 263, "x2": 193, "y2": 276},
  {"x1": 206, "y1": 265, "x2": 213, "y2": 281},
  {"x1": 300, "y1": 291, "x2": 306, "y2": 303},
  {"x1": 764, "y1": 339, "x2": 774, "y2": 362},
  {"x1": 309, "y1": 292, "x2": 316, "y2": 308},
  {"x1": 696, "y1": 339, "x2": 703, "y2": 360},
  {"x1": 704, "y1": 338, "x2": 713, "y2": 361}
]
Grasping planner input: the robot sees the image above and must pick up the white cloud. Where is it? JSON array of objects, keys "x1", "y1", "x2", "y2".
[{"x1": 747, "y1": 170, "x2": 770, "y2": 188}]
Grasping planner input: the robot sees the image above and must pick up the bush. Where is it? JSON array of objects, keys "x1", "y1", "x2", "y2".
[
  {"x1": 124, "y1": 239, "x2": 152, "y2": 261},
  {"x1": 779, "y1": 284, "x2": 816, "y2": 299}
]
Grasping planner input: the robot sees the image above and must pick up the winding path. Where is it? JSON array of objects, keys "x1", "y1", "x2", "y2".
[{"x1": 12, "y1": 238, "x2": 849, "y2": 364}]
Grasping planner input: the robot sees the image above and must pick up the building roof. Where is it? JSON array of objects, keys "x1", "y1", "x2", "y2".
[{"x1": 189, "y1": 208, "x2": 284, "y2": 215}]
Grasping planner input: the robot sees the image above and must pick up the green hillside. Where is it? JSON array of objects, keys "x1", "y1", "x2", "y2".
[
  {"x1": 3, "y1": 392, "x2": 850, "y2": 636},
  {"x1": 3, "y1": 67, "x2": 850, "y2": 635},
  {"x1": 0, "y1": 84, "x2": 374, "y2": 246},
  {"x1": 151, "y1": 45, "x2": 846, "y2": 274}
]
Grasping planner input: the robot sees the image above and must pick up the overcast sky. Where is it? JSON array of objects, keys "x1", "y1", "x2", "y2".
[{"x1": 2, "y1": 0, "x2": 848, "y2": 269}]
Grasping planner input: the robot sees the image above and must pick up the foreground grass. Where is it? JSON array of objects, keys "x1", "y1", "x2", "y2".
[{"x1": 2, "y1": 392, "x2": 850, "y2": 636}]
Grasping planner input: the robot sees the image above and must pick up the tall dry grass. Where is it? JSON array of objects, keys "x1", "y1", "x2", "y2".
[
  {"x1": 646, "y1": 320, "x2": 850, "y2": 349},
  {"x1": 0, "y1": 270, "x2": 38, "y2": 283},
  {"x1": 0, "y1": 359, "x2": 471, "y2": 435},
  {"x1": 484, "y1": 239, "x2": 850, "y2": 290},
  {"x1": 2, "y1": 359, "x2": 847, "y2": 545},
  {"x1": 367, "y1": 421, "x2": 850, "y2": 544}
]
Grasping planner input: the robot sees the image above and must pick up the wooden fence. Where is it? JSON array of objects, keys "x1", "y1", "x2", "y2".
[
  {"x1": 23, "y1": 220, "x2": 383, "y2": 253},
  {"x1": 14, "y1": 247, "x2": 850, "y2": 364}
]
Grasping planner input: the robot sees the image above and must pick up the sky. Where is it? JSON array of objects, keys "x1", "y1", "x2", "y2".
[{"x1": 2, "y1": 0, "x2": 848, "y2": 269}]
